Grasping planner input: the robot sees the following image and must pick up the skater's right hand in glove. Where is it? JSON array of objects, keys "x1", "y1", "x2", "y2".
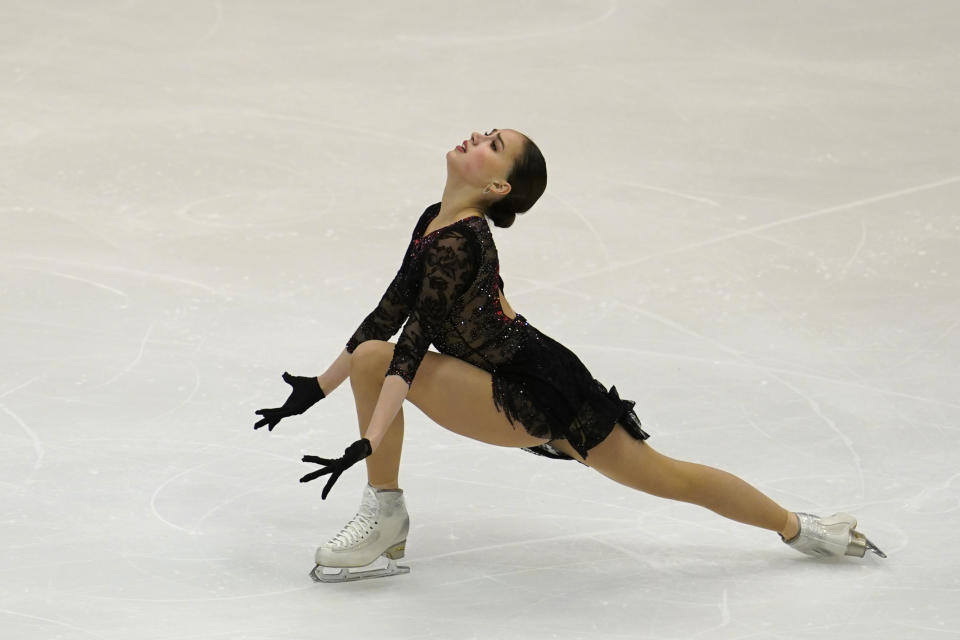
[
  {"x1": 254, "y1": 372, "x2": 326, "y2": 431},
  {"x1": 300, "y1": 438, "x2": 373, "y2": 500}
]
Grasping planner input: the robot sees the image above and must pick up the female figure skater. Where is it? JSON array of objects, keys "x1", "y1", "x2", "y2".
[{"x1": 254, "y1": 129, "x2": 885, "y2": 582}]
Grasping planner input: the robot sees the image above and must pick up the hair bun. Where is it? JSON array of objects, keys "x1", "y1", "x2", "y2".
[
  {"x1": 487, "y1": 207, "x2": 517, "y2": 228},
  {"x1": 483, "y1": 132, "x2": 545, "y2": 229}
]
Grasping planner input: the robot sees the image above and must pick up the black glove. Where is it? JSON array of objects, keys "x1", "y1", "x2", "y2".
[
  {"x1": 300, "y1": 438, "x2": 373, "y2": 500},
  {"x1": 254, "y1": 371, "x2": 326, "y2": 431}
]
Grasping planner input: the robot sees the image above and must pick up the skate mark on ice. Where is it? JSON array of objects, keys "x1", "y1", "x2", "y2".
[
  {"x1": 8, "y1": 265, "x2": 129, "y2": 302},
  {"x1": 149, "y1": 439, "x2": 290, "y2": 534},
  {"x1": 604, "y1": 300, "x2": 867, "y2": 499},
  {"x1": 588, "y1": 536, "x2": 663, "y2": 570},
  {"x1": 840, "y1": 216, "x2": 869, "y2": 276},
  {"x1": 0, "y1": 376, "x2": 42, "y2": 399},
  {"x1": 0, "y1": 608, "x2": 105, "y2": 639},
  {"x1": 743, "y1": 415, "x2": 819, "y2": 466},
  {"x1": 138, "y1": 361, "x2": 201, "y2": 426},
  {"x1": 904, "y1": 470, "x2": 960, "y2": 514},
  {"x1": 150, "y1": 464, "x2": 206, "y2": 535},
  {"x1": 12, "y1": 256, "x2": 223, "y2": 296},
  {"x1": 880, "y1": 316, "x2": 960, "y2": 377},
  {"x1": 769, "y1": 374, "x2": 866, "y2": 500},
  {"x1": 796, "y1": 215, "x2": 871, "y2": 313},
  {"x1": 689, "y1": 587, "x2": 731, "y2": 638},
  {"x1": 508, "y1": 271, "x2": 957, "y2": 410},
  {"x1": 395, "y1": 1, "x2": 618, "y2": 44},
  {"x1": 611, "y1": 173, "x2": 960, "y2": 274},
  {"x1": 412, "y1": 472, "x2": 646, "y2": 515},
  {"x1": 419, "y1": 525, "x2": 641, "y2": 567},
  {"x1": 599, "y1": 174, "x2": 721, "y2": 206},
  {"x1": 197, "y1": 0, "x2": 224, "y2": 44},
  {"x1": 93, "y1": 323, "x2": 155, "y2": 389},
  {"x1": 85, "y1": 584, "x2": 313, "y2": 604},
  {"x1": 419, "y1": 510, "x2": 725, "y2": 567},
  {"x1": 237, "y1": 108, "x2": 440, "y2": 154},
  {"x1": 544, "y1": 190, "x2": 615, "y2": 267},
  {"x1": 512, "y1": 173, "x2": 960, "y2": 293},
  {"x1": 577, "y1": 343, "x2": 960, "y2": 410},
  {"x1": 192, "y1": 485, "x2": 267, "y2": 530},
  {"x1": 177, "y1": 187, "x2": 326, "y2": 228},
  {"x1": 0, "y1": 404, "x2": 44, "y2": 475},
  {"x1": 434, "y1": 556, "x2": 606, "y2": 588}
]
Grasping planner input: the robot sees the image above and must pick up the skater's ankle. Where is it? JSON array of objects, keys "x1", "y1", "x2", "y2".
[
  {"x1": 778, "y1": 512, "x2": 800, "y2": 541},
  {"x1": 369, "y1": 482, "x2": 401, "y2": 491}
]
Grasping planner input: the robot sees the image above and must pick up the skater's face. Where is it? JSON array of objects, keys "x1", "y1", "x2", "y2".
[{"x1": 445, "y1": 128, "x2": 526, "y2": 202}]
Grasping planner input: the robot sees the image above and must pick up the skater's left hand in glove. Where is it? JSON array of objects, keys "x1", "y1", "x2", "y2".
[
  {"x1": 300, "y1": 438, "x2": 373, "y2": 499},
  {"x1": 254, "y1": 372, "x2": 326, "y2": 431}
]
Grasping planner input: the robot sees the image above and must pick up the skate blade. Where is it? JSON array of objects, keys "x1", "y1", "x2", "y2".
[
  {"x1": 846, "y1": 530, "x2": 887, "y2": 559},
  {"x1": 310, "y1": 557, "x2": 410, "y2": 583},
  {"x1": 862, "y1": 535, "x2": 887, "y2": 559}
]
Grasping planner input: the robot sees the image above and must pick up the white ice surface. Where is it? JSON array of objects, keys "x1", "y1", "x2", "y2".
[{"x1": 2, "y1": 1, "x2": 959, "y2": 638}]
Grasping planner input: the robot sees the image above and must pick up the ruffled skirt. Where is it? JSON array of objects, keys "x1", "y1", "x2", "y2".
[{"x1": 490, "y1": 318, "x2": 650, "y2": 462}]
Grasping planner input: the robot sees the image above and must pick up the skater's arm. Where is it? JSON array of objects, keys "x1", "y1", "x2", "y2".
[
  {"x1": 316, "y1": 347, "x2": 352, "y2": 396},
  {"x1": 362, "y1": 230, "x2": 476, "y2": 452},
  {"x1": 345, "y1": 261, "x2": 412, "y2": 352},
  {"x1": 384, "y1": 229, "x2": 479, "y2": 385},
  {"x1": 345, "y1": 223, "x2": 424, "y2": 356},
  {"x1": 362, "y1": 373, "x2": 409, "y2": 451},
  {"x1": 329, "y1": 211, "x2": 431, "y2": 397}
]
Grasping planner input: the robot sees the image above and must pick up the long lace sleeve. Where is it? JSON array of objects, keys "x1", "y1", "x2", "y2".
[
  {"x1": 345, "y1": 248, "x2": 414, "y2": 354},
  {"x1": 385, "y1": 229, "x2": 479, "y2": 385}
]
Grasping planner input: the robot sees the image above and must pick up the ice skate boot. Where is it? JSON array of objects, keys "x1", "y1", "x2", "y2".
[
  {"x1": 310, "y1": 483, "x2": 410, "y2": 583},
  {"x1": 782, "y1": 512, "x2": 886, "y2": 559}
]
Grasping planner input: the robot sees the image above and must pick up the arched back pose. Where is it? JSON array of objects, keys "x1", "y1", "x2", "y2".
[{"x1": 255, "y1": 128, "x2": 885, "y2": 582}]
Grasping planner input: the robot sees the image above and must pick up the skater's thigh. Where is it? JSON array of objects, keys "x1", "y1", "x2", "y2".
[
  {"x1": 548, "y1": 426, "x2": 643, "y2": 466},
  {"x1": 409, "y1": 350, "x2": 552, "y2": 448},
  {"x1": 353, "y1": 340, "x2": 550, "y2": 449},
  {"x1": 550, "y1": 426, "x2": 685, "y2": 496}
]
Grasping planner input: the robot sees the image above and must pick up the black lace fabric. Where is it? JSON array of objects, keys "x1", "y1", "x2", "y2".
[
  {"x1": 346, "y1": 202, "x2": 649, "y2": 461},
  {"x1": 344, "y1": 244, "x2": 417, "y2": 354}
]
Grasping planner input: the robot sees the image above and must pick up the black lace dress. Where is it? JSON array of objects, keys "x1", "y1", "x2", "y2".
[{"x1": 345, "y1": 202, "x2": 650, "y2": 462}]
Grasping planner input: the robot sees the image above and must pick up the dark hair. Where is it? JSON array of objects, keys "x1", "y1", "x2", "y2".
[{"x1": 485, "y1": 133, "x2": 547, "y2": 228}]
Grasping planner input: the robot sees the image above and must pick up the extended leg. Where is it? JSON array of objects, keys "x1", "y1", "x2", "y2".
[{"x1": 550, "y1": 426, "x2": 799, "y2": 538}]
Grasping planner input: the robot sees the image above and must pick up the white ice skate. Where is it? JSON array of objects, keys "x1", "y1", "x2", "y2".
[
  {"x1": 310, "y1": 483, "x2": 410, "y2": 583},
  {"x1": 782, "y1": 512, "x2": 886, "y2": 559}
]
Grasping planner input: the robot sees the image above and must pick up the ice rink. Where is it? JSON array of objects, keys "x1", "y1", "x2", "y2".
[{"x1": 3, "y1": 1, "x2": 959, "y2": 638}]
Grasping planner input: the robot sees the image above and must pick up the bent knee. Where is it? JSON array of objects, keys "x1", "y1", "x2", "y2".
[{"x1": 350, "y1": 340, "x2": 395, "y2": 375}]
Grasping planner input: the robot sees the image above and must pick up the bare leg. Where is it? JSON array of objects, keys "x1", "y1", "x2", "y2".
[
  {"x1": 350, "y1": 340, "x2": 547, "y2": 489},
  {"x1": 343, "y1": 341, "x2": 800, "y2": 540},
  {"x1": 350, "y1": 363, "x2": 404, "y2": 491},
  {"x1": 348, "y1": 340, "x2": 551, "y2": 491},
  {"x1": 551, "y1": 427, "x2": 799, "y2": 539}
]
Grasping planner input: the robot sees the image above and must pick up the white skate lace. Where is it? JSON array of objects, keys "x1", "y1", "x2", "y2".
[{"x1": 329, "y1": 508, "x2": 377, "y2": 548}]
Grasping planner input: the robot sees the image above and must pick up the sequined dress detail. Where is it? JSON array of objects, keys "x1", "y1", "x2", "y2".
[{"x1": 346, "y1": 203, "x2": 649, "y2": 461}]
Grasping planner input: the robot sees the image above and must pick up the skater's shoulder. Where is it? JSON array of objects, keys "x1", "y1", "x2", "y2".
[{"x1": 422, "y1": 226, "x2": 483, "y2": 260}]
